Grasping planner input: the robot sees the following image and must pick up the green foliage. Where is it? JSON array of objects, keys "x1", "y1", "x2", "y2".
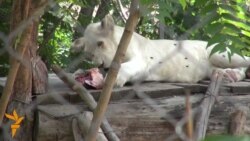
[
  {"x1": 38, "y1": 2, "x2": 75, "y2": 69},
  {"x1": 199, "y1": 0, "x2": 250, "y2": 57},
  {"x1": 203, "y1": 135, "x2": 250, "y2": 141},
  {"x1": 139, "y1": 0, "x2": 250, "y2": 58},
  {"x1": 139, "y1": 0, "x2": 200, "y2": 39},
  {"x1": 0, "y1": 0, "x2": 11, "y2": 76},
  {"x1": 38, "y1": 26, "x2": 72, "y2": 68}
]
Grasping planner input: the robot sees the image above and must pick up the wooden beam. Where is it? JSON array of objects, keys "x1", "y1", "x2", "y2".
[{"x1": 194, "y1": 70, "x2": 223, "y2": 140}]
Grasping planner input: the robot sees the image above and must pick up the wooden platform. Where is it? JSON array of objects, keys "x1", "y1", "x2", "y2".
[{"x1": 1, "y1": 74, "x2": 250, "y2": 141}]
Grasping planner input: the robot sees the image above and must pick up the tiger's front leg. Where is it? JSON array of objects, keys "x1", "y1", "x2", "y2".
[{"x1": 114, "y1": 59, "x2": 147, "y2": 87}]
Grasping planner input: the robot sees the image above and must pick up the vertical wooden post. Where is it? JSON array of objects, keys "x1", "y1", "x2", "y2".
[
  {"x1": 185, "y1": 90, "x2": 193, "y2": 140},
  {"x1": 194, "y1": 70, "x2": 223, "y2": 141},
  {"x1": 229, "y1": 109, "x2": 247, "y2": 135}
]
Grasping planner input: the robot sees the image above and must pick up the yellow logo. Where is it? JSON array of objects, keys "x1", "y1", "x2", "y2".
[{"x1": 5, "y1": 110, "x2": 24, "y2": 137}]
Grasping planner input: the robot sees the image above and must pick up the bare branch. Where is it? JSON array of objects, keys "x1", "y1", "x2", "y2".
[{"x1": 113, "y1": 0, "x2": 128, "y2": 23}]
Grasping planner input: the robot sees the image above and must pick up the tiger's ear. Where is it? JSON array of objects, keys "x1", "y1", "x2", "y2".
[
  {"x1": 101, "y1": 14, "x2": 114, "y2": 31},
  {"x1": 71, "y1": 37, "x2": 85, "y2": 53}
]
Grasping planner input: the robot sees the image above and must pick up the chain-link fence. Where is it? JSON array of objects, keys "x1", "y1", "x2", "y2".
[{"x1": 0, "y1": 0, "x2": 250, "y2": 141}]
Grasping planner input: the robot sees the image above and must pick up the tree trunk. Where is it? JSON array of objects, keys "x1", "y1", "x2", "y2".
[
  {"x1": 11, "y1": 0, "x2": 37, "y2": 103},
  {"x1": 73, "y1": 1, "x2": 99, "y2": 38},
  {"x1": 3, "y1": 0, "x2": 48, "y2": 140},
  {"x1": 95, "y1": 0, "x2": 112, "y2": 20}
]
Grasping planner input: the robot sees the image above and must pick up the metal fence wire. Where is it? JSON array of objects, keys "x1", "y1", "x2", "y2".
[{"x1": 0, "y1": 0, "x2": 249, "y2": 141}]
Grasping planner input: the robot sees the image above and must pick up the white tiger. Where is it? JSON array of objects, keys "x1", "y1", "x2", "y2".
[{"x1": 71, "y1": 15, "x2": 250, "y2": 87}]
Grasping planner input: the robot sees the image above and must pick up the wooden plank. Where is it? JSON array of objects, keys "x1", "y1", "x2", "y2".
[
  {"x1": 170, "y1": 83, "x2": 208, "y2": 93},
  {"x1": 224, "y1": 81, "x2": 250, "y2": 94},
  {"x1": 36, "y1": 82, "x2": 186, "y2": 104},
  {"x1": 35, "y1": 80, "x2": 250, "y2": 105},
  {"x1": 229, "y1": 109, "x2": 247, "y2": 135},
  {"x1": 2, "y1": 75, "x2": 250, "y2": 99},
  {"x1": 69, "y1": 86, "x2": 134, "y2": 103},
  {"x1": 109, "y1": 117, "x2": 174, "y2": 141},
  {"x1": 2, "y1": 75, "x2": 250, "y2": 95},
  {"x1": 36, "y1": 95, "x2": 250, "y2": 141},
  {"x1": 243, "y1": 79, "x2": 250, "y2": 82},
  {"x1": 136, "y1": 82, "x2": 185, "y2": 98}
]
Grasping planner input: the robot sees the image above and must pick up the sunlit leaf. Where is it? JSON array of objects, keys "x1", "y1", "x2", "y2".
[
  {"x1": 230, "y1": 45, "x2": 244, "y2": 56},
  {"x1": 221, "y1": 13, "x2": 242, "y2": 23},
  {"x1": 179, "y1": 0, "x2": 186, "y2": 9},
  {"x1": 223, "y1": 23, "x2": 241, "y2": 33},
  {"x1": 195, "y1": 0, "x2": 208, "y2": 7},
  {"x1": 227, "y1": 51, "x2": 232, "y2": 62},
  {"x1": 220, "y1": 4, "x2": 239, "y2": 14},
  {"x1": 226, "y1": 34, "x2": 246, "y2": 47}
]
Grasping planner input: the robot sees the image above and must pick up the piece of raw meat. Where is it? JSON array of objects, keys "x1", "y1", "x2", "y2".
[{"x1": 74, "y1": 68, "x2": 104, "y2": 89}]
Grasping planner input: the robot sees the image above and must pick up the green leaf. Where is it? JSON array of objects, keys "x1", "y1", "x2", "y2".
[
  {"x1": 226, "y1": 34, "x2": 246, "y2": 47},
  {"x1": 230, "y1": 45, "x2": 244, "y2": 56},
  {"x1": 207, "y1": 34, "x2": 226, "y2": 46},
  {"x1": 202, "y1": 10, "x2": 220, "y2": 25},
  {"x1": 140, "y1": 0, "x2": 153, "y2": 5},
  {"x1": 205, "y1": 23, "x2": 223, "y2": 37},
  {"x1": 241, "y1": 36, "x2": 250, "y2": 45},
  {"x1": 227, "y1": 51, "x2": 232, "y2": 62},
  {"x1": 221, "y1": 13, "x2": 242, "y2": 23},
  {"x1": 220, "y1": 4, "x2": 239, "y2": 14},
  {"x1": 223, "y1": 23, "x2": 241, "y2": 33},
  {"x1": 220, "y1": 28, "x2": 240, "y2": 37},
  {"x1": 208, "y1": 43, "x2": 226, "y2": 57},
  {"x1": 179, "y1": 0, "x2": 186, "y2": 9},
  {"x1": 195, "y1": 0, "x2": 208, "y2": 7},
  {"x1": 241, "y1": 30, "x2": 250, "y2": 37},
  {"x1": 200, "y1": 3, "x2": 218, "y2": 15}
]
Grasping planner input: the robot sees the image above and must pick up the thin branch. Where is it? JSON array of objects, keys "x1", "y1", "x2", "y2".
[{"x1": 112, "y1": 0, "x2": 127, "y2": 23}]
